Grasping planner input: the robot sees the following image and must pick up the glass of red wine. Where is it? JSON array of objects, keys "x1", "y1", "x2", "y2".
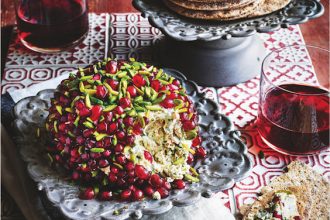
[
  {"x1": 14, "y1": 0, "x2": 89, "y2": 53},
  {"x1": 257, "y1": 45, "x2": 329, "y2": 155}
]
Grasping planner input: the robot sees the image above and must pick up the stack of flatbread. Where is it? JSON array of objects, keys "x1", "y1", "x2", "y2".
[
  {"x1": 163, "y1": 0, "x2": 291, "y2": 20},
  {"x1": 240, "y1": 161, "x2": 330, "y2": 220}
]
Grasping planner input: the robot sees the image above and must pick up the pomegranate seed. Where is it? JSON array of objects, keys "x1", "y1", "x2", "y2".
[
  {"x1": 132, "y1": 123, "x2": 143, "y2": 135},
  {"x1": 120, "y1": 189, "x2": 132, "y2": 200},
  {"x1": 96, "y1": 85, "x2": 107, "y2": 99},
  {"x1": 172, "y1": 79, "x2": 181, "y2": 86},
  {"x1": 81, "y1": 153, "x2": 90, "y2": 161},
  {"x1": 128, "y1": 184, "x2": 137, "y2": 192},
  {"x1": 76, "y1": 136, "x2": 85, "y2": 145},
  {"x1": 192, "y1": 136, "x2": 202, "y2": 147},
  {"x1": 79, "y1": 107, "x2": 90, "y2": 117},
  {"x1": 107, "y1": 122, "x2": 117, "y2": 134},
  {"x1": 116, "y1": 131, "x2": 126, "y2": 140},
  {"x1": 75, "y1": 100, "x2": 85, "y2": 110},
  {"x1": 187, "y1": 153, "x2": 194, "y2": 164},
  {"x1": 90, "y1": 105, "x2": 103, "y2": 121},
  {"x1": 58, "y1": 122, "x2": 66, "y2": 132},
  {"x1": 293, "y1": 216, "x2": 301, "y2": 220},
  {"x1": 273, "y1": 211, "x2": 282, "y2": 218},
  {"x1": 167, "y1": 93, "x2": 178, "y2": 100},
  {"x1": 126, "y1": 161, "x2": 135, "y2": 171},
  {"x1": 144, "y1": 151, "x2": 153, "y2": 162},
  {"x1": 135, "y1": 165, "x2": 149, "y2": 180},
  {"x1": 126, "y1": 135, "x2": 135, "y2": 145},
  {"x1": 116, "y1": 154, "x2": 126, "y2": 164},
  {"x1": 180, "y1": 113, "x2": 189, "y2": 121},
  {"x1": 80, "y1": 187, "x2": 95, "y2": 200},
  {"x1": 107, "y1": 79, "x2": 119, "y2": 90},
  {"x1": 127, "y1": 86, "x2": 137, "y2": 97},
  {"x1": 123, "y1": 117, "x2": 134, "y2": 127},
  {"x1": 161, "y1": 98, "x2": 174, "y2": 108},
  {"x1": 83, "y1": 129, "x2": 93, "y2": 138},
  {"x1": 98, "y1": 159, "x2": 109, "y2": 168},
  {"x1": 99, "y1": 191, "x2": 112, "y2": 200},
  {"x1": 108, "y1": 173, "x2": 117, "y2": 183},
  {"x1": 132, "y1": 74, "x2": 146, "y2": 88},
  {"x1": 157, "y1": 187, "x2": 169, "y2": 198},
  {"x1": 105, "y1": 60, "x2": 117, "y2": 74},
  {"x1": 118, "y1": 170, "x2": 127, "y2": 178},
  {"x1": 144, "y1": 186, "x2": 154, "y2": 197},
  {"x1": 111, "y1": 166, "x2": 119, "y2": 174},
  {"x1": 72, "y1": 171, "x2": 80, "y2": 180},
  {"x1": 127, "y1": 176, "x2": 135, "y2": 183},
  {"x1": 114, "y1": 144, "x2": 124, "y2": 153},
  {"x1": 182, "y1": 120, "x2": 196, "y2": 131},
  {"x1": 196, "y1": 147, "x2": 206, "y2": 158},
  {"x1": 93, "y1": 74, "x2": 101, "y2": 80},
  {"x1": 150, "y1": 174, "x2": 164, "y2": 187},
  {"x1": 163, "y1": 181, "x2": 171, "y2": 190},
  {"x1": 168, "y1": 84, "x2": 179, "y2": 91},
  {"x1": 119, "y1": 97, "x2": 131, "y2": 109},
  {"x1": 103, "y1": 149, "x2": 111, "y2": 157},
  {"x1": 133, "y1": 189, "x2": 144, "y2": 201},
  {"x1": 151, "y1": 80, "x2": 161, "y2": 91},
  {"x1": 104, "y1": 112, "x2": 113, "y2": 122},
  {"x1": 97, "y1": 121, "x2": 107, "y2": 133},
  {"x1": 173, "y1": 179, "x2": 185, "y2": 189}
]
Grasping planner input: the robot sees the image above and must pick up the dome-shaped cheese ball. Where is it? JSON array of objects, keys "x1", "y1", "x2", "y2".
[{"x1": 45, "y1": 58, "x2": 206, "y2": 201}]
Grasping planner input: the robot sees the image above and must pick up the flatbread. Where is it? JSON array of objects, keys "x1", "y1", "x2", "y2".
[
  {"x1": 249, "y1": 0, "x2": 291, "y2": 17},
  {"x1": 261, "y1": 161, "x2": 330, "y2": 220},
  {"x1": 242, "y1": 185, "x2": 312, "y2": 220},
  {"x1": 163, "y1": 0, "x2": 260, "y2": 20},
  {"x1": 168, "y1": 0, "x2": 255, "y2": 11}
]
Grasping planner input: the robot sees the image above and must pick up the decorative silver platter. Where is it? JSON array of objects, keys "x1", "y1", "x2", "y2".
[
  {"x1": 13, "y1": 69, "x2": 252, "y2": 220},
  {"x1": 133, "y1": 0, "x2": 324, "y2": 41}
]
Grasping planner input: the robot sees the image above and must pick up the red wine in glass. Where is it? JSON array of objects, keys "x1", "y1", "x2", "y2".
[
  {"x1": 257, "y1": 83, "x2": 330, "y2": 155},
  {"x1": 15, "y1": 0, "x2": 89, "y2": 53}
]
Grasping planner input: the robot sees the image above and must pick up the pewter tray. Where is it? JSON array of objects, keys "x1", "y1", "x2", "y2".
[{"x1": 13, "y1": 69, "x2": 252, "y2": 220}]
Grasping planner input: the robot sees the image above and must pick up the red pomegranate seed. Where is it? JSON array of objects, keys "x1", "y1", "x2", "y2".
[
  {"x1": 133, "y1": 189, "x2": 144, "y2": 201},
  {"x1": 126, "y1": 161, "x2": 135, "y2": 171},
  {"x1": 196, "y1": 147, "x2": 206, "y2": 158},
  {"x1": 161, "y1": 98, "x2": 174, "y2": 108},
  {"x1": 75, "y1": 100, "x2": 85, "y2": 110},
  {"x1": 182, "y1": 120, "x2": 196, "y2": 131},
  {"x1": 115, "y1": 106, "x2": 124, "y2": 115},
  {"x1": 144, "y1": 151, "x2": 153, "y2": 162},
  {"x1": 80, "y1": 187, "x2": 95, "y2": 200},
  {"x1": 107, "y1": 122, "x2": 117, "y2": 134},
  {"x1": 111, "y1": 166, "x2": 119, "y2": 174},
  {"x1": 119, "y1": 97, "x2": 131, "y2": 109},
  {"x1": 187, "y1": 153, "x2": 194, "y2": 164},
  {"x1": 103, "y1": 149, "x2": 111, "y2": 157},
  {"x1": 90, "y1": 105, "x2": 103, "y2": 121},
  {"x1": 81, "y1": 153, "x2": 90, "y2": 161},
  {"x1": 114, "y1": 144, "x2": 124, "y2": 153},
  {"x1": 83, "y1": 129, "x2": 93, "y2": 137},
  {"x1": 293, "y1": 216, "x2": 301, "y2": 220},
  {"x1": 116, "y1": 131, "x2": 126, "y2": 140},
  {"x1": 167, "y1": 93, "x2": 178, "y2": 100},
  {"x1": 150, "y1": 174, "x2": 164, "y2": 187},
  {"x1": 76, "y1": 136, "x2": 85, "y2": 145},
  {"x1": 157, "y1": 187, "x2": 169, "y2": 198},
  {"x1": 104, "y1": 111, "x2": 113, "y2": 122},
  {"x1": 126, "y1": 135, "x2": 135, "y2": 145},
  {"x1": 163, "y1": 181, "x2": 171, "y2": 190},
  {"x1": 173, "y1": 179, "x2": 185, "y2": 189},
  {"x1": 105, "y1": 60, "x2": 117, "y2": 74},
  {"x1": 107, "y1": 79, "x2": 119, "y2": 90},
  {"x1": 79, "y1": 107, "x2": 90, "y2": 117},
  {"x1": 127, "y1": 176, "x2": 135, "y2": 183},
  {"x1": 132, "y1": 74, "x2": 146, "y2": 88},
  {"x1": 97, "y1": 121, "x2": 107, "y2": 133},
  {"x1": 58, "y1": 123, "x2": 66, "y2": 132},
  {"x1": 72, "y1": 171, "x2": 80, "y2": 180},
  {"x1": 99, "y1": 191, "x2": 112, "y2": 200},
  {"x1": 98, "y1": 159, "x2": 109, "y2": 168},
  {"x1": 172, "y1": 79, "x2": 181, "y2": 86},
  {"x1": 96, "y1": 85, "x2": 107, "y2": 99},
  {"x1": 123, "y1": 116, "x2": 134, "y2": 127},
  {"x1": 151, "y1": 80, "x2": 161, "y2": 91},
  {"x1": 120, "y1": 189, "x2": 132, "y2": 201},
  {"x1": 117, "y1": 170, "x2": 127, "y2": 178},
  {"x1": 180, "y1": 113, "x2": 189, "y2": 121},
  {"x1": 93, "y1": 74, "x2": 101, "y2": 80},
  {"x1": 116, "y1": 154, "x2": 126, "y2": 164},
  {"x1": 128, "y1": 184, "x2": 137, "y2": 192},
  {"x1": 135, "y1": 165, "x2": 149, "y2": 180},
  {"x1": 192, "y1": 136, "x2": 202, "y2": 147},
  {"x1": 132, "y1": 123, "x2": 143, "y2": 135},
  {"x1": 108, "y1": 173, "x2": 117, "y2": 183},
  {"x1": 127, "y1": 86, "x2": 137, "y2": 97},
  {"x1": 144, "y1": 186, "x2": 154, "y2": 197}
]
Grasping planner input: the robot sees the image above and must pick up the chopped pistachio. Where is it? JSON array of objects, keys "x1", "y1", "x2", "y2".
[
  {"x1": 80, "y1": 75, "x2": 93, "y2": 81},
  {"x1": 184, "y1": 174, "x2": 199, "y2": 183},
  {"x1": 173, "y1": 157, "x2": 185, "y2": 165},
  {"x1": 79, "y1": 81, "x2": 85, "y2": 92},
  {"x1": 84, "y1": 89, "x2": 97, "y2": 95},
  {"x1": 96, "y1": 133, "x2": 108, "y2": 141},
  {"x1": 65, "y1": 107, "x2": 73, "y2": 113},
  {"x1": 90, "y1": 148, "x2": 105, "y2": 153},
  {"x1": 113, "y1": 162, "x2": 123, "y2": 170},
  {"x1": 74, "y1": 116, "x2": 80, "y2": 127},
  {"x1": 55, "y1": 105, "x2": 63, "y2": 115},
  {"x1": 90, "y1": 96, "x2": 103, "y2": 105},
  {"x1": 83, "y1": 121, "x2": 94, "y2": 128},
  {"x1": 190, "y1": 167, "x2": 199, "y2": 177},
  {"x1": 103, "y1": 104, "x2": 117, "y2": 112},
  {"x1": 54, "y1": 121, "x2": 58, "y2": 133},
  {"x1": 146, "y1": 105, "x2": 162, "y2": 111},
  {"x1": 68, "y1": 131, "x2": 75, "y2": 138},
  {"x1": 85, "y1": 94, "x2": 92, "y2": 108}
]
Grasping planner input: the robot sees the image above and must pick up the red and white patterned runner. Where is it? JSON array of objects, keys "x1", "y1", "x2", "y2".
[{"x1": 2, "y1": 13, "x2": 329, "y2": 214}]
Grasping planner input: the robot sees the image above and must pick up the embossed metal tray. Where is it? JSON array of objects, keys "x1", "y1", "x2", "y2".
[
  {"x1": 13, "y1": 69, "x2": 252, "y2": 220},
  {"x1": 133, "y1": 0, "x2": 324, "y2": 41}
]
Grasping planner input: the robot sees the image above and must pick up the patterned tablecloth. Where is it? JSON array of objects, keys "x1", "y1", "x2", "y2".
[{"x1": 2, "y1": 13, "x2": 330, "y2": 217}]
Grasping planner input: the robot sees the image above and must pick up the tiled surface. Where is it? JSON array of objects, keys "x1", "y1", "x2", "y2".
[{"x1": 2, "y1": 13, "x2": 329, "y2": 218}]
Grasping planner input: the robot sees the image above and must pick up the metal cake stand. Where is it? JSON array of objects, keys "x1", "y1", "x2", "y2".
[{"x1": 133, "y1": 0, "x2": 324, "y2": 86}]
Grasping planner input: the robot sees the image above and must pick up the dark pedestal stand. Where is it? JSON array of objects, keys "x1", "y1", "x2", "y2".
[{"x1": 158, "y1": 35, "x2": 265, "y2": 87}]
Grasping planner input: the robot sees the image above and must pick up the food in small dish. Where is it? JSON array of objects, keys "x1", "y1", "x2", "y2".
[{"x1": 45, "y1": 58, "x2": 206, "y2": 201}]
